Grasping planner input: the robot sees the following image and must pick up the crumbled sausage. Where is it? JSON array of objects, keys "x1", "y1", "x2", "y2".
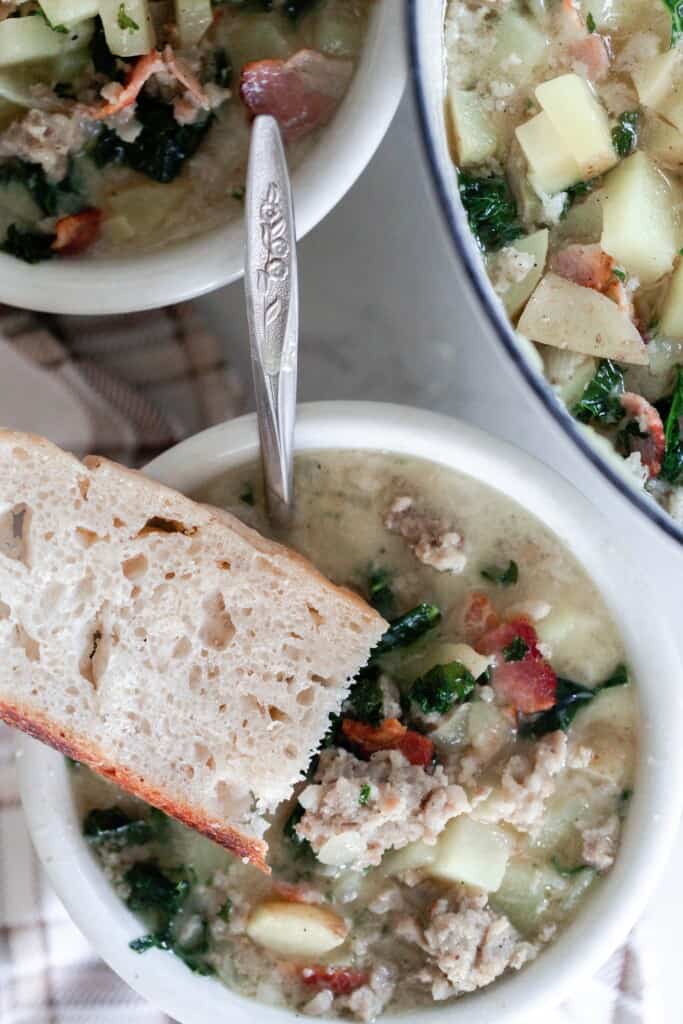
[{"x1": 384, "y1": 496, "x2": 466, "y2": 573}]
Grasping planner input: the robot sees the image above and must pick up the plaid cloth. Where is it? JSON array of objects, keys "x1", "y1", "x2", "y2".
[{"x1": 0, "y1": 309, "x2": 655, "y2": 1023}]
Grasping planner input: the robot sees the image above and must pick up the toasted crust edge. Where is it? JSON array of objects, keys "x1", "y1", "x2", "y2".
[{"x1": 2, "y1": 701, "x2": 269, "y2": 872}]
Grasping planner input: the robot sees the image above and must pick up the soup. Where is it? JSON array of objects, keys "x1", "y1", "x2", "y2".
[
  {"x1": 0, "y1": 0, "x2": 371, "y2": 262},
  {"x1": 444, "y1": 0, "x2": 683, "y2": 524},
  {"x1": 71, "y1": 451, "x2": 636, "y2": 1019}
]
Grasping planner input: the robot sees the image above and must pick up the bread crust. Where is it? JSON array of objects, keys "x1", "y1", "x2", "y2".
[{"x1": 1, "y1": 701, "x2": 269, "y2": 871}]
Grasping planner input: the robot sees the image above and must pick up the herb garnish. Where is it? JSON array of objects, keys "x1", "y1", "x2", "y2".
[
  {"x1": 658, "y1": 365, "x2": 683, "y2": 484},
  {"x1": 661, "y1": 0, "x2": 683, "y2": 46},
  {"x1": 372, "y1": 603, "x2": 441, "y2": 657},
  {"x1": 586, "y1": 11, "x2": 596, "y2": 31},
  {"x1": 345, "y1": 669, "x2": 383, "y2": 725},
  {"x1": 117, "y1": 3, "x2": 140, "y2": 30},
  {"x1": 521, "y1": 664, "x2": 628, "y2": 737},
  {"x1": 359, "y1": 783, "x2": 371, "y2": 805},
  {"x1": 458, "y1": 172, "x2": 522, "y2": 252},
  {"x1": 367, "y1": 567, "x2": 396, "y2": 620},
  {"x1": 572, "y1": 359, "x2": 625, "y2": 424},
  {"x1": 552, "y1": 855, "x2": 592, "y2": 877},
  {"x1": 239, "y1": 482, "x2": 254, "y2": 505},
  {"x1": 283, "y1": 802, "x2": 313, "y2": 858},
  {"x1": 410, "y1": 661, "x2": 475, "y2": 715},
  {"x1": 611, "y1": 111, "x2": 639, "y2": 158},
  {"x1": 83, "y1": 806, "x2": 165, "y2": 848},
  {"x1": 502, "y1": 636, "x2": 528, "y2": 662},
  {"x1": 481, "y1": 560, "x2": 518, "y2": 586},
  {"x1": 613, "y1": 267, "x2": 626, "y2": 282}
]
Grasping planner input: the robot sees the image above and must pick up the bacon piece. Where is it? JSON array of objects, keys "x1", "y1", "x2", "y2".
[
  {"x1": 552, "y1": 244, "x2": 615, "y2": 293},
  {"x1": 491, "y1": 658, "x2": 557, "y2": 714},
  {"x1": 462, "y1": 591, "x2": 500, "y2": 643},
  {"x1": 618, "y1": 392, "x2": 666, "y2": 477},
  {"x1": 397, "y1": 729, "x2": 435, "y2": 767},
  {"x1": 340, "y1": 718, "x2": 434, "y2": 767},
  {"x1": 475, "y1": 618, "x2": 540, "y2": 660},
  {"x1": 52, "y1": 208, "x2": 102, "y2": 255},
  {"x1": 239, "y1": 49, "x2": 353, "y2": 142},
  {"x1": 87, "y1": 46, "x2": 208, "y2": 121},
  {"x1": 302, "y1": 966, "x2": 369, "y2": 995},
  {"x1": 570, "y1": 33, "x2": 610, "y2": 81}
]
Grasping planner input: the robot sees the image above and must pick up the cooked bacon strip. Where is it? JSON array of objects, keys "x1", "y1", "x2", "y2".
[
  {"x1": 552, "y1": 244, "x2": 615, "y2": 292},
  {"x1": 462, "y1": 591, "x2": 500, "y2": 643},
  {"x1": 570, "y1": 32, "x2": 610, "y2": 81},
  {"x1": 302, "y1": 967, "x2": 369, "y2": 995},
  {"x1": 239, "y1": 49, "x2": 353, "y2": 142},
  {"x1": 341, "y1": 717, "x2": 434, "y2": 767},
  {"x1": 87, "y1": 46, "x2": 208, "y2": 121},
  {"x1": 476, "y1": 618, "x2": 557, "y2": 713},
  {"x1": 619, "y1": 392, "x2": 666, "y2": 477},
  {"x1": 52, "y1": 208, "x2": 102, "y2": 255}
]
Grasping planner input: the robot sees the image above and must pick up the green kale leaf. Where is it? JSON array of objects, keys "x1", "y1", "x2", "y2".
[
  {"x1": 502, "y1": 635, "x2": 528, "y2": 662},
  {"x1": 611, "y1": 111, "x2": 639, "y2": 158},
  {"x1": 373, "y1": 603, "x2": 442, "y2": 657},
  {"x1": 345, "y1": 668, "x2": 384, "y2": 725},
  {"x1": 661, "y1": 0, "x2": 683, "y2": 45},
  {"x1": 572, "y1": 359, "x2": 625, "y2": 424},
  {"x1": 83, "y1": 806, "x2": 165, "y2": 848},
  {"x1": 458, "y1": 172, "x2": 522, "y2": 252},
  {"x1": 367, "y1": 566, "x2": 396, "y2": 620},
  {"x1": 1, "y1": 224, "x2": 54, "y2": 263},
  {"x1": 481, "y1": 560, "x2": 518, "y2": 586},
  {"x1": 658, "y1": 365, "x2": 683, "y2": 484},
  {"x1": 520, "y1": 664, "x2": 628, "y2": 737},
  {"x1": 410, "y1": 661, "x2": 475, "y2": 715},
  {"x1": 117, "y1": 2, "x2": 139, "y2": 30}
]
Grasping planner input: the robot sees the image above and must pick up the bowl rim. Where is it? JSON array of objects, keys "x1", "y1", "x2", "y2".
[
  {"x1": 17, "y1": 400, "x2": 683, "y2": 1024},
  {"x1": 405, "y1": 0, "x2": 683, "y2": 549},
  {"x1": 0, "y1": 0, "x2": 405, "y2": 316}
]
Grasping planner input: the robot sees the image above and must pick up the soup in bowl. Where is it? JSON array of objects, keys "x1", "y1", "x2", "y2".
[{"x1": 17, "y1": 402, "x2": 683, "y2": 1024}]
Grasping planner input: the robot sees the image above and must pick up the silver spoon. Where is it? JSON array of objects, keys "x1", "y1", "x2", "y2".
[{"x1": 244, "y1": 115, "x2": 299, "y2": 529}]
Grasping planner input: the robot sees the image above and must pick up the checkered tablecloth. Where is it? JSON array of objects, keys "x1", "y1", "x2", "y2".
[{"x1": 0, "y1": 308, "x2": 660, "y2": 1023}]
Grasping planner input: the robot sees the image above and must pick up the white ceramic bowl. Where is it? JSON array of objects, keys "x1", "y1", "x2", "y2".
[
  {"x1": 407, "y1": 0, "x2": 683, "y2": 548},
  {"x1": 18, "y1": 401, "x2": 683, "y2": 1024},
  {"x1": 1, "y1": 4, "x2": 405, "y2": 316}
]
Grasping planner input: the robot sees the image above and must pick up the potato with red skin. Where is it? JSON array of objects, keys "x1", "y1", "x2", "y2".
[{"x1": 52, "y1": 209, "x2": 102, "y2": 255}]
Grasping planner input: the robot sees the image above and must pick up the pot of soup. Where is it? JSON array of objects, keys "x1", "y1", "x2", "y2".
[
  {"x1": 17, "y1": 401, "x2": 683, "y2": 1023},
  {"x1": 408, "y1": 0, "x2": 683, "y2": 547}
]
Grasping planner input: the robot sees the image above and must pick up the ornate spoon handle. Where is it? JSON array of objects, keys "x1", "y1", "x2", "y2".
[{"x1": 244, "y1": 114, "x2": 299, "y2": 528}]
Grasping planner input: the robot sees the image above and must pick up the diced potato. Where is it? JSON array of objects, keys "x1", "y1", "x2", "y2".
[
  {"x1": 535, "y1": 74, "x2": 617, "y2": 180},
  {"x1": 447, "y1": 88, "x2": 498, "y2": 168},
  {"x1": 313, "y1": 3, "x2": 365, "y2": 57},
  {"x1": 40, "y1": 0, "x2": 98, "y2": 27},
  {"x1": 554, "y1": 190, "x2": 605, "y2": 245},
  {"x1": 654, "y1": 84, "x2": 683, "y2": 137},
  {"x1": 174, "y1": 0, "x2": 211, "y2": 47},
  {"x1": 430, "y1": 703, "x2": 471, "y2": 747},
  {"x1": 429, "y1": 817, "x2": 510, "y2": 892},
  {"x1": 98, "y1": 0, "x2": 155, "y2": 57},
  {"x1": 0, "y1": 16, "x2": 75, "y2": 65},
  {"x1": 0, "y1": 178, "x2": 42, "y2": 222},
  {"x1": 570, "y1": 686, "x2": 637, "y2": 788},
  {"x1": 516, "y1": 111, "x2": 582, "y2": 194},
  {"x1": 534, "y1": 790, "x2": 590, "y2": 854},
  {"x1": 535, "y1": 604, "x2": 621, "y2": 684},
  {"x1": 507, "y1": 139, "x2": 543, "y2": 225},
  {"x1": 223, "y1": 14, "x2": 291, "y2": 66},
  {"x1": 632, "y1": 49, "x2": 683, "y2": 109},
  {"x1": 490, "y1": 10, "x2": 547, "y2": 87},
  {"x1": 601, "y1": 151, "x2": 677, "y2": 284},
  {"x1": 382, "y1": 839, "x2": 437, "y2": 876},
  {"x1": 106, "y1": 182, "x2": 185, "y2": 236},
  {"x1": 643, "y1": 115, "x2": 683, "y2": 172},
  {"x1": 585, "y1": 0, "x2": 669, "y2": 36},
  {"x1": 660, "y1": 259, "x2": 683, "y2": 339},
  {"x1": 490, "y1": 858, "x2": 562, "y2": 934},
  {"x1": 540, "y1": 347, "x2": 598, "y2": 406},
  {"x1": 466, "y1": 700, "x2": 512, "y2": 752},
  {"x1": 517, "y1": 273, "x2": 648, "y2": 365},
  {"x1": 245, "y1": 901, "x2": 348, "y2": 958},
  {"x1": 317, "y1": 831, "x2": 365, "y2": 868},
  {"x1": 432, "y1": 642, "x2": 492, "y2": 681},
  {"x1": 498, "y1": 229, "x2": 549, "y2": 318}
]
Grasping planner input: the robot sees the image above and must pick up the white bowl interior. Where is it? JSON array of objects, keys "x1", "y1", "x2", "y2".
[
  {"x1": 0, "y1": 2, "x2": 406, "y2": 315},
  {"x1": 407, "y1": 0, "x2": 683, "y2": 548},
  {"x1": 18, "y1": 401, "x2": 683, "y2": 1024}
]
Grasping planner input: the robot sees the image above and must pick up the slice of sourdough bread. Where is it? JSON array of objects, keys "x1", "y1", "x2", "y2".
[{"x1": 0, "y1": 431, "x2": 386, "y2": 870}]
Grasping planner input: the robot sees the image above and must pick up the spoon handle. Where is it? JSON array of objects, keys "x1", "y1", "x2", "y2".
[{"x1": 245, "y1": 115, "x2": 298, "y2": 528}]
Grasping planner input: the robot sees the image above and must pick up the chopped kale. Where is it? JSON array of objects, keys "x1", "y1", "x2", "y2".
[
  {"x1": 283, "y1": 802, "x2": 313, "y2": 859},
  {"x1": 572, "y1": 359, "x2": 625, "y2": 424},
  {"x1": 618, "y1": 789, "x2": 633, "y2": 818},
  {"x1": 239, "y1": 481, "x2": 255, "y2": 505},
  {"x1": 1, "y1": 225, "x2": 55, "y2": 263},
  {"x1": 372, "y1": 603, "x2": 442, "y2": 657},
  {"x1": 359, "y1": 783, "x2": 371, "y2": 806},
  {"x1": 93, "y1": 94, "x2": 213, "y2": 184},
  {"x1": 83, "y1": 806, "x2": 165, "y2": 848},
  {"x1": 367, "y1": 567, "x2": 396, "y2": 620},
  {"x1": 616, "y1": 417, "x2": 647, "y2": 461},
  {"x1": 218, "y1": 897, "x2": 232, "y2": 921},
  {"x1": 521, "y1": 664, "x2": 628, "y2": 737},
  {"x1": 345, "y1": 669, "x2": 383, "y2": 725},
  {"x1": 0, "y1": 158, "x2": 83, "y2": 217},
  {"x1": 481, "y1": 560, "x2": 518, "y2": 587},
  {"x1": 613, "y1": 267, "x2": 626, "y2": 282},
  {"x1": 125, "y1": 861, "x2": 190, "y2": 916},
  {"x1": 661, "y1": 0, "x2": 683, "y2": 45},
  {"x1": 458, "y1": 172, "x2": 522, "y2": 252},
  {"x1": 658, "y1": 365, "x2": 683, "y2": 484},
  {"x1": 502, "y1": 635, "x2": 528, "y2": 662},
  {"x1": 586, "y1": 10, "x2": 596, "y2": 31},
  {"x1": 54, "y1": 81, "x2": 76, "y2": 99},
  {"x1": 117, "y1": 3, "x2": 140, "y2": 30},
  {"x1": 611, "y1": 111, "x2": 639, "y2": 158},
  {"x1": 319, "y1": 711, "x2": 342, "y2": 750},
  {"x1": 90, "y1": 16, "x2": 119, "y2": 78},
  {"x1": 231, "y1": 185, "x2": 246, "y2": 201},
  {"x1": 410, "y1": 661, "x2": 475, "y2": 715},
  {"x1": 552, "y1": 855, "x2": 592, "y2": 877}
]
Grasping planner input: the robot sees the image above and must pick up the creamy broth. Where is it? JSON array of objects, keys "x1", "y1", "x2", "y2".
[
  {"x1": 0, "y1": 0, "x2": 371, "y2": 261},
  {"x1": 444, "y1": 0, "x2": 683, "y2": 524},
  {"x1": 71, "y1": 451, "x2": 636, "y2": 1019}
]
